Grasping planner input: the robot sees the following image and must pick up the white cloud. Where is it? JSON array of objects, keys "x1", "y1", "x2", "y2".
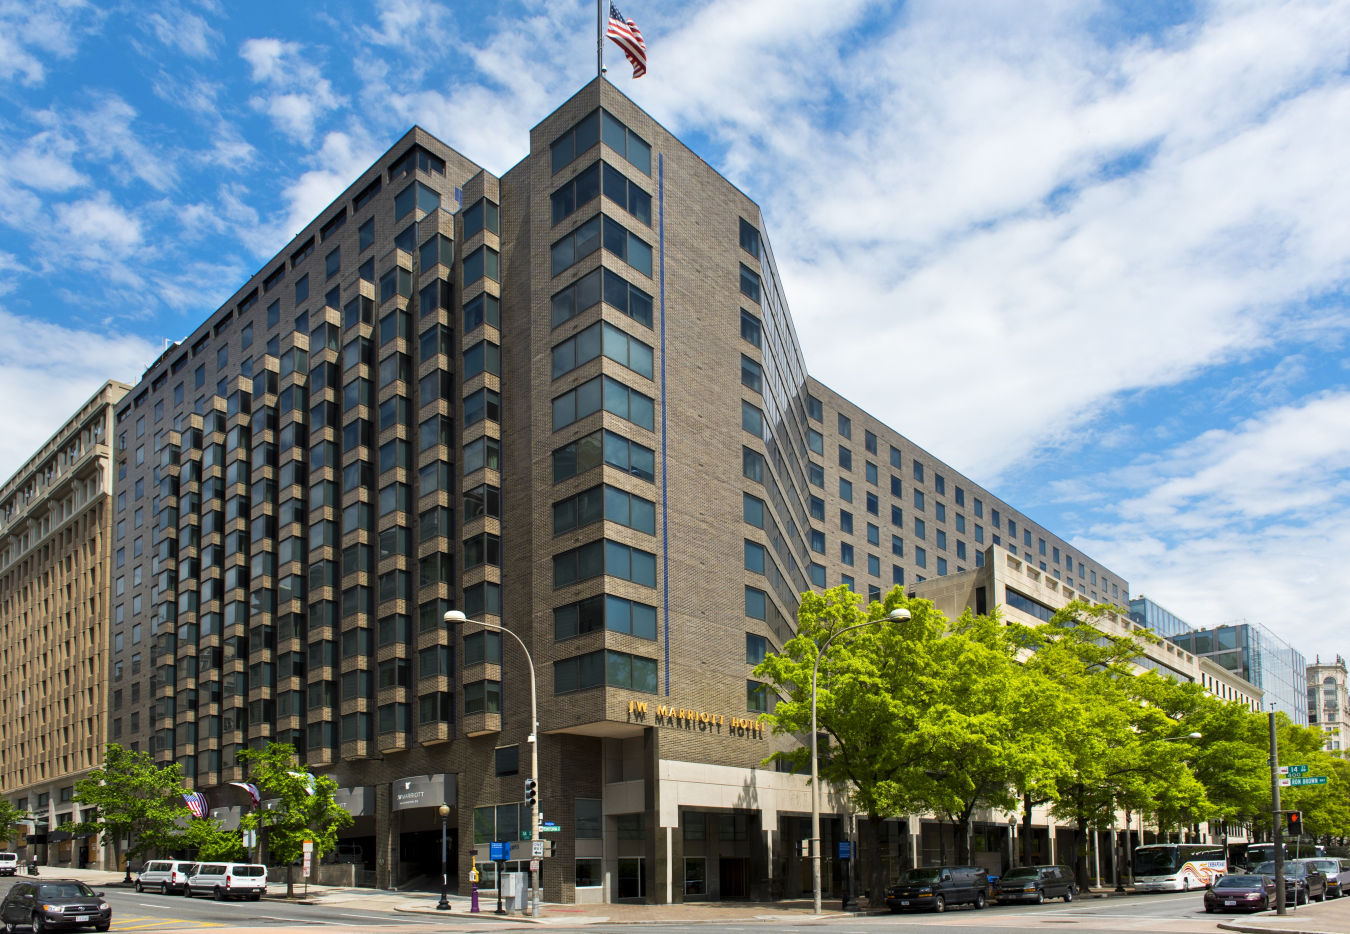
[
  {"x1": 146, "y1": 3, "x2": 220, "y2": 59},
  {"x1": 598, "y1": 0, "x2": 1350, "y2": 484},
  {"x1": 240, "y1": 38, "x2": 346, "y2": 145},
  {"x1": 0, "y1": 0, "x2": 98, "y2": 86},
  {"x1": 0, "y1": 306, "x2": 159, "y2": 480},
  {"x1": 1069, "y1": 389, "x2": 1350, "y2": 657},
  {"x1": 70, "y1": 95, "x2": 178, "y2": 192}
]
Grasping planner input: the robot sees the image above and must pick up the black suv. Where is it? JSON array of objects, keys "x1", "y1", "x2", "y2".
[
  {"x1": 886, "y1": 866, "x2": 990, "y2": 913},
  {"x1": 0, "y1": 880, "x2": 112, "y2": 932},
  {"x1": 1253, "y1": 861, "x2": 1328, "y2": 905},
  {"x1": 996, "y1": 865, "x2": 1077, "y2": 904}
]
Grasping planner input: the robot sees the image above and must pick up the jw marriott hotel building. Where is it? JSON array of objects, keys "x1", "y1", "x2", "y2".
[{"x1": 88, "y1": 80, "x2": 1129, "y2": 901}]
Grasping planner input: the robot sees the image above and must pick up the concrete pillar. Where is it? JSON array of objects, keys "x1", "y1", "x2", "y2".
[{"x1": 375, "y1": 782, "x2": 395, "y2": 889}]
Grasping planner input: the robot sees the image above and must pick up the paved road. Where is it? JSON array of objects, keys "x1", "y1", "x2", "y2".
[{"x1": 0, "y1": 881, "x2": 1285, "y2": 932}]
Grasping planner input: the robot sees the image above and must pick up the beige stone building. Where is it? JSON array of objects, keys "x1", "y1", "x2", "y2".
[
  {"x1": 1307, "y1": 656, "x2": 1350, "y2": 752},
  {"x1": 96, "y1": 79, "x2": 1138, "y2": 903},
  {"x1": 0, "y1": 380, "x2": 127, "y2": 868}
]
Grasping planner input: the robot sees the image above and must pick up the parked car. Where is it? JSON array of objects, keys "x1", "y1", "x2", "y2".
[
  {"x1": 185, "y1": 863, "x2": 268, "y2": 901},
  {"x1": 0, "y1": 853, "x2": 18, "y2": 877},
  {"x1": 1203, "y1": 874, "x2": 1277, "y2": 912},
  {"x1": 1253, "y1": 861, "x2": 1328, "y2": 905},
  {"x1": 885, "y1": 866, "x2": 990, "y2": 913},
  {"x1": 996, "y1": 865, "x2": 1077, "y2": 905},
  {"x1": 0, "y1": 880, "x2": 111, "y2": 932},
  {"x1": 135, "y1": 860, "x2": 198, "y2": 895},
  {"x1": 1302, "y1": 858, "x2": 1350, "y2": 897}
]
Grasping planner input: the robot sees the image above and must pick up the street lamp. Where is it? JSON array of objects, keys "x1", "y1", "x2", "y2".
[
  {"x1": 437, "y1": 804, "x2": 451, "y2": 910},
  {"x1": 810, "y1": 606, "x2": 911, "y2": 914},
  {"x1": 446, "y1": 610, "x2": 542, "y2": 918}
]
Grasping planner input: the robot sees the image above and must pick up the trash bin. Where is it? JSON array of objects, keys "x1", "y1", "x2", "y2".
[{"x1": 502, "y1": 872, "x2": 528, "y2": 912}]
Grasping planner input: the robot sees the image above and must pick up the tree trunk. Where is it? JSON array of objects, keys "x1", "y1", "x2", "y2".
[
  {"x1": 863, "y1": 814, "x2": 886, "y2": 907},
  {"x1": 955, "y1": 804, "x2": 974, "y2": 866},
  {"x1": 287, "y1": 863, "x2": 294, "y2": 898},
  {"x1": 937, "y1": 817, "x2": 946, "y2": 865},
  {"x1": 1022, "y1": 793, "x2": 1034, "y2": 868}
]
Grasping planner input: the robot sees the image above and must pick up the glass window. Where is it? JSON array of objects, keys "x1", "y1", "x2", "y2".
[
  {"x1": 746, "y1": 633, "x2": 767, "y2": 665},
  {"x1": 463, "y1": 199, "x2": 500, "y2": 238},
  {"x1": 551, "y1": 215, "x2": 601, "y2": 276},
  {"x1": 739, "y1": 218, "x2": 761, "y2": 259},
  {"x1": 463, "y1": 246, "x2": 500, "y2": 284}
]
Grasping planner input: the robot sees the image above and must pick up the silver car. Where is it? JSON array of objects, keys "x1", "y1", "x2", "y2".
[{"x1": 1303, "y1": 858, "x2": 1350, "y2": 898}]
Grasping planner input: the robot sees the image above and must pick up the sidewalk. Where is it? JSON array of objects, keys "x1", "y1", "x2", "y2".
[
  {"x1": 1216, "y1": 896, "x2": 1350, "y2": 934},
  {"x1": 394, "y1": 896, "x2": 871, "y2": 924}
]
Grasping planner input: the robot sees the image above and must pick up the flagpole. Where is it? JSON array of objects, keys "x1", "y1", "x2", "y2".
[{"x1": 597, "y1": 0, "x2": 604, "y2": 79}]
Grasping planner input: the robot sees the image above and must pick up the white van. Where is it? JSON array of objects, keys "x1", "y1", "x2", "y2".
[
  {"x1": 136, "y1": 860, "x2": 199, "y2": 894},
  {"x1": 0, "y1": 853, "x2": 17, "y2": 876},
  {"x1": 185, "y1": 863, "x2": 267, "y2": 901}
]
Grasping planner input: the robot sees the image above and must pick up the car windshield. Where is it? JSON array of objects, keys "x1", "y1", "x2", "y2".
[
  {"x1": 37, "y1": 884, "x2": 95, "y2": 899},
  {"x1": 1216, "y1": 875, "x2": 1264, "y2": 888},
  {"x1": 1002, "y1": 868, "x2": 1039, "y2": 879},
  {"x1": 1133, "y1": 849, "x2": 1180, "y2": 875},
  {"x1": 901, "y1": 869, "x2": 942, "y2": 883},
  {"x1": 1255, "y1": 862, "x2": 1304, "y2": 877}
]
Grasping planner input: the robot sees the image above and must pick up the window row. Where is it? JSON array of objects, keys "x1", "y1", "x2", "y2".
[
  {"x1": 552, "y1": 320, "x2": 653, "y2": 380},
  {"x1": 553, "y1": 593, "x2": 657, "y2": 641},
  {"x1": 552, "y1": 266, "x2": 653, "y2": 330},
  {"x1": 553, "y1": 539, "x2": 657, "y2": 589},
  {"x1": 554, "y1": 649, "x2": 657, "y2": 695},
  {"x1": 553, "y1": 374, "x2": 654, "y2": 432},
  {"x1": 553, "y1": 483, "x2": 656, "y2": 536}
]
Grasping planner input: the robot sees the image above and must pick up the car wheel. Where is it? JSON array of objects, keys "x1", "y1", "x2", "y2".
[
  {"x1": 1183, "y1": 877, "x2": 1190, "y2": 892},
  {"x1": 1034, "y1": 891, "x2": 1044, "y2": 905},
  {"x1": 160, "y1": 883, "x2": 168, "y2": 896},
  {"x1": 214, "y1": 887, "x2": 224, "y2": 902},
  {"x1": 1065, "y1": 887, "x2": 1074, "y2": 903},
  {"x1": 888, "y1": 907, "x2": 901, "y2": 915},
  {"x1": 975, "y1": 892, "x2": 986, "y2": 910},
  {"x1": 31, "y1": 914, "x2": 45, "y2": 934},
  {"x1": 249, "y1": 894, "x2": 261, "y2": 902},
  {"x1": 933, "y1": 895, "x2": 945, "y2": 913},
  {"x1": 1319, "y1": 889, "x2": 1328, "y2": 902},
  {"x1": 95, "y1": 926, "x2": 109, "y2": 933},
  {"x1": 184, "y1": 885, "x2": 193, "y2": 899},
  {"x1": 134, "y1": 882, "x2": 143, "y2": 893},
  {"x1": 1205, "y1": 905, "x2": 1215, "y2": 913}
]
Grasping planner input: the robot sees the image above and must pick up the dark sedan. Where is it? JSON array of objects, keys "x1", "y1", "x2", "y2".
[
  {"x1": 1253, "y1": 861, "x2": 1328, "y2": 905},
  {"x1": 1204, "y1": 874, "x2": 1277, "y2": 912},
  {"x1": 0, "y1": 881, "x2": 112, "y2": 932}
]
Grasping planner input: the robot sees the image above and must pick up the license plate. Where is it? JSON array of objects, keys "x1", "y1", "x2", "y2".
[
  {"x1": 76, "y1": 916, "x2": 89, "y2": 922},
  {"x1": 1224, "y1": 901, "x2": 1236, "y2": 906},
  {"x1": 900, "y1": 901, "x2": 909, "y2": 906}
]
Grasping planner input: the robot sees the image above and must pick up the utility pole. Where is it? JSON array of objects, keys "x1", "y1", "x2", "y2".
[{"x1": 1269, "y1": 711, "x2": 1286, "y2": 916}]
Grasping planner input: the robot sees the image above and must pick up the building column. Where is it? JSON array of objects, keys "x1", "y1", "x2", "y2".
[{"x1": 375, "y1": 782, "x2": 394, "y2": 890}]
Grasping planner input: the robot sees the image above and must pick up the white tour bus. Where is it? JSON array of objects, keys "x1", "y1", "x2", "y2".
[{"x1": 1132, "y1": 844, "x2": 1227, "y2": 892}]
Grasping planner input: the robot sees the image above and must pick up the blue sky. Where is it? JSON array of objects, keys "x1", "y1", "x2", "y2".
[{"x1": 2, "y1": 0, "x2": 1349, "y2": 665}]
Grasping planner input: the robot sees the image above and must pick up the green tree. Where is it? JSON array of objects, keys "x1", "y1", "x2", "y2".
[
  {"x1": 61, "y1": 744, "x2": 189, "y2": 879},
  {"x1": 0, "y1": 798, "x2": 26, "y2": 846},
  {"x1": 917, "y1": 611, "x2": 1070, "y2": 867},
  {"x1": 754, "y1": 586, "x2": 948, "y2": 904},
  {"x1": 1025, "y1": 601, "x2": 1208, "y2": 888},
  {"x1": 238, "y1": 743, "x2": 352, "y2": 897},
  {"x1": 182, "y1": 818, "x2": 244, "y2": 862}
]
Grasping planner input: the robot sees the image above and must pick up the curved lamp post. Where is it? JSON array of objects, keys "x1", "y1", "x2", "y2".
[
  {"x1": 445, "y1": 610, "x2": 542, "y2": 918},
  {"x1": 810, "y1": 606, "x2": 911, "y2": 914}
]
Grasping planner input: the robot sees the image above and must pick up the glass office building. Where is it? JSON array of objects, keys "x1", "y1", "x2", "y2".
[
  {"x1": 1167, "y1": 621, "x2": 1307, "y2": 725},
  {"x1": 1128, "y1": 597, "x2": 1195, "y2": 638}
]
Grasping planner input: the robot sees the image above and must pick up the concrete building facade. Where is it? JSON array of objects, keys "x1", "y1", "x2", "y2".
[
  {"x1": 76, "y1": 80, "x2": 1139, "y2": 902},
  {"x1": 0, "y1": 381, "x2": 128, "y2": 868}
]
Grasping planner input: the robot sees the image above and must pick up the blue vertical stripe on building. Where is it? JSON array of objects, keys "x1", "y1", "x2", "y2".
[{"x1": 659, "y1": 152, "x2": 669, "y2": 696}]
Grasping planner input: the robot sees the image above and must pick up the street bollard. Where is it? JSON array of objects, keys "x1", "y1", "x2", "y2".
[{"x1": 470, "y1": 866, "x2": 480, "y2": 913}]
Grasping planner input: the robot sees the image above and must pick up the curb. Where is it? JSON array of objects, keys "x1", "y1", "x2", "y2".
[
  {"x1": 1217, "y1": 924, "x2": 1345, "y2": 934},
  {"x1": 394, "y1": 906, "x2": 549, "y2": 924}
]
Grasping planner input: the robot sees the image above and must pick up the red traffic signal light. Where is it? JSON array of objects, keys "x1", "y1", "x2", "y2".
[{"x1": 1287, "y1": 811, "x2": 1303, "y2": 836}]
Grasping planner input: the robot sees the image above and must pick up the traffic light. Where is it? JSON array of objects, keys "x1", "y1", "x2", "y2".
[
  {"x1": 1288, "y1": 811, "x2": 1303, "y2": 836},
  {"x1": 524, "y1": 778, "x2": 537, "y2": 809}
]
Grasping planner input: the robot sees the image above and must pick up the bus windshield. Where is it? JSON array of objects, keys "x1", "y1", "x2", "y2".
[{"x1": 1133, "y1": 848, "x2": 1180, "y2": 875}]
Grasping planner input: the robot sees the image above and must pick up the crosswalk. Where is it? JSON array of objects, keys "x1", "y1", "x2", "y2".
[{"x1": 106, "y1": 915, "x2": 226, "y2": 931}]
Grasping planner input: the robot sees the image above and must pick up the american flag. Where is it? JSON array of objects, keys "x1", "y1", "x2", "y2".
[
  {"x1": 229, "y1": 781, "x2": 261, "y2": 807},
  {"x1": 182, "y1": 792, "x2": 210, "y2": 819},
  {"x1": 606, "y1": 4, "x2": 647, "y2": 79}
]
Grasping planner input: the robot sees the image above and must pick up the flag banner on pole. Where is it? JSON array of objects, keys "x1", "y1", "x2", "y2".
[
  {"x1": 607, "y1": 4, "x2": 647, "y2": 78},
  {"x1": 182, "y1": 792, "x2": 210, "y2": 819},
  {"x1": 287, "y1": 771, "x2": 317, "y2": 795},
  {"x1": 229, "y1": 782, "x2": 261, "y2": 807}
]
